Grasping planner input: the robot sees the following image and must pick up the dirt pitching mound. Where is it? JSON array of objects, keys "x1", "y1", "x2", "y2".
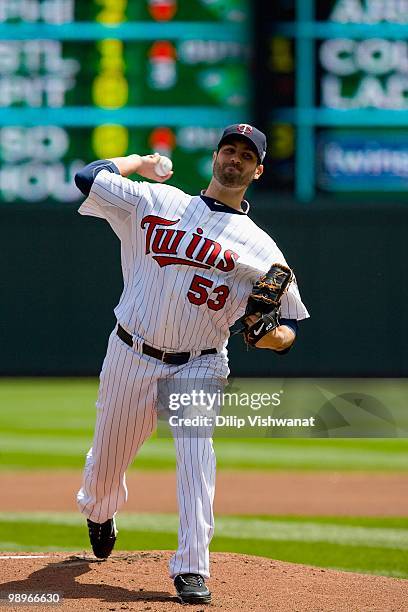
[{"x1": 0, "y1": 551, "x2": 407, "y2": 612}]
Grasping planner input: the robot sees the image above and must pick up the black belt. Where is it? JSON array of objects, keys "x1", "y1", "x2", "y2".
[{"x1": 117, "y1": 324, "x2": 217, "y2": 365}]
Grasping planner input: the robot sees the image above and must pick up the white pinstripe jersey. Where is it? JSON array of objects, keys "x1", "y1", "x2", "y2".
[{"x1": 79, "y1": 169, "x2": 309, "y2": 352}]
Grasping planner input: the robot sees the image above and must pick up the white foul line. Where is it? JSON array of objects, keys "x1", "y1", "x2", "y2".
[{"x1": 0, "y1": 555, "x2": 50, "y2": 559}]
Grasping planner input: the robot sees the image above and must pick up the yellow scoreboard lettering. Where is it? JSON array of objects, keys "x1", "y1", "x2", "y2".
[
  {"x1": 92, "y1": 125, "x2": 129, "y2": 159},
  {"x1": 92, "y1": 74, "x2": 129, "y2": 109},
  {"x1": 92, "y1": 39, "x2": 128, "y2": 109},
  {"x1": 95, "y1": 0, "x2": 128, "y2": 24},
  {"x1": 270, "y1": 124, "x2": 294, "y2": 159},
  {"x1": 99, "y1": 39, "x2": 126, "y2": 71},
  {"x1": 270, "y1": 37, "x2": 294, "y2": 73}
]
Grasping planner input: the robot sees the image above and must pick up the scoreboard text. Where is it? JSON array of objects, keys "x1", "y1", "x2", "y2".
[{"x1": 0, "y1": 0, "x2": 250, "y2": 203}]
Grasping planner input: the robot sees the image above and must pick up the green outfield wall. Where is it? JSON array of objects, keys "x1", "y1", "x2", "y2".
[{"x1": 1, "y1": 198, "x2": 406, "y2": 376}]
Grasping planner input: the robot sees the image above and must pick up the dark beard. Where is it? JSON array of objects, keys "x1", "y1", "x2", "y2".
[{"x1": 213, "y1": 158, "x2": 254, "y2": 188}]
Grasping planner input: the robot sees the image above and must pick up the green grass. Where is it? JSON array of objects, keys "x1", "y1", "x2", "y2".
[
  {"x1": 2, "y1": 380, "x2": 406, "y2": 580},
  {"x1": 1, "y1": 379, "x2": 408, "y2": 471},
  {"x1": 0, "y1": 513, "x2": 407, "y2": 579}
]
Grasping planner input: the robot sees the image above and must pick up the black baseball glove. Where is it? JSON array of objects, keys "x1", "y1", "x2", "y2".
[{"x1": 242, "y1": 263, "x2": 293, "y2": 347}]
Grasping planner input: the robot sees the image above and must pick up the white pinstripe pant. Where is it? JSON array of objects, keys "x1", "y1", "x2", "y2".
[{"x1": 77, "y1": 327, "x2": 229, "y2": 578}]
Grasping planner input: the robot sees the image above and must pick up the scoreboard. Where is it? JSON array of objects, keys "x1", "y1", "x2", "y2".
[
  {"x1": 0, "y1": 0, "x2": 250, "y2": 203},
  {"x1": 262, "y1": 0, "x2": 408, "y2": 201}
]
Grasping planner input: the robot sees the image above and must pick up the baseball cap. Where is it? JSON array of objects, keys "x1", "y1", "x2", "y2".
[{"x1": 217, "y1": 123, "x2": 267, "y2": 163}]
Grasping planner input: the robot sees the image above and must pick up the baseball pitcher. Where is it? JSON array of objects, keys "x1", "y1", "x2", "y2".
[{"x1": 74, "y1": 124, "x2": 309, "y2": 605}]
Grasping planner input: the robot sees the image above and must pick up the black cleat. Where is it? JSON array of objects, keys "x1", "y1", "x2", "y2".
[
  {"x1": 87, "y1": 518, "x2": 117, "y2": 559},
  {"x1": 174, "y1": 573, "x2": 211, "y2": 605}
]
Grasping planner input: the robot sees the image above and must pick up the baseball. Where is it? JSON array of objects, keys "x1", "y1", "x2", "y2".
[{"x1": 155, "y1": 155, "x2": 173, "y2": 177}]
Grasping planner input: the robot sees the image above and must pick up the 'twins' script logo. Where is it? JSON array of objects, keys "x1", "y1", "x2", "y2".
[{"x1": 141, "y1": 214, "x2": 239, "y2": 272}]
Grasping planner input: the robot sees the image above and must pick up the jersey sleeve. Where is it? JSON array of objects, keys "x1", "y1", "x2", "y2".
[
  {"x1": 261, "y1": 233, "x2": 310, "y2": 322},
  {"x1": 280, "y1": 276, "x2": 310, "y2": 321},
  {"x1": 78, "y1": 169, "x2": 150, "y2": 238}
]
